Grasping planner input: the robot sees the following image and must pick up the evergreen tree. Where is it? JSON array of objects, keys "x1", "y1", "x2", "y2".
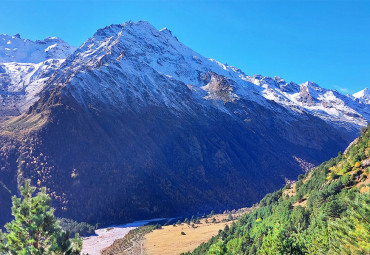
[
  {"x1": 0, "y1": 179, "x2": 81, "y2": 254},
  {"x1": 329, "y1": 195, "x2": 370, "y2": 254}
]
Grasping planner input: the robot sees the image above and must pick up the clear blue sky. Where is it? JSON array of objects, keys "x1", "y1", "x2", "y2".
[{"x1": 1, "y1": 0, "x2": 369, "y2": 94}]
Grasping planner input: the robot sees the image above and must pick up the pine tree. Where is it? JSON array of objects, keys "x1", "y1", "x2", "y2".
[
  {"x1": 329, "y1": 195, "x2": 370, "y2": 254},
  {"x1": 0, "y1": 179, "x2": 81, "y2": 254}
]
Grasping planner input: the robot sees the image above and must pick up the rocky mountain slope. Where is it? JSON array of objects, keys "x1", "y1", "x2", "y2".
[{"x1": 0, "y1": 21, "x2": 369, "y2": 226}]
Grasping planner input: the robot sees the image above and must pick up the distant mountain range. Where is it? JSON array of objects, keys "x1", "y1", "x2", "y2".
[{"x1": 0, "y1": 21, "x2": 368, "y2": 226}]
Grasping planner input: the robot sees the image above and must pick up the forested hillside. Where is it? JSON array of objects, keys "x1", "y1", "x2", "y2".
[{"x1": 188, "y1": 126, "x2": 370, "y2": 254}]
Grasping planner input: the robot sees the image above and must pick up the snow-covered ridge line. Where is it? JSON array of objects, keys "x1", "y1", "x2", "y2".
[
  {"x1": 1, "y1": 20, "x2": 369, "y2": 129},
  {"x1": 352, "y1": 88, "x2": 370, "y2": 104},
  {"x1": 55, "y1": 20, "x2": 368, "y2": 128}
]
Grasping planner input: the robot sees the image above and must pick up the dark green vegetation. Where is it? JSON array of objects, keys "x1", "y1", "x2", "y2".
[
  {"x1": 187, "y1": 127, "x2": 370, "y2": 254},
  {"x1": 58, "y1": 218, "x2": 96, "y2": 237},
  {"x1": 0, "y1": 180, "x2": 81, "y2": 254}
]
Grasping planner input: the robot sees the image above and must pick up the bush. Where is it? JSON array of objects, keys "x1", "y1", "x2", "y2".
[{"x1": 59, "y1": 218, "x2": 95, "y2": 237}]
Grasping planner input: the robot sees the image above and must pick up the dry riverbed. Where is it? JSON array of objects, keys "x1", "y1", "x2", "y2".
[
  {"x1": 81, "y1": 219, "x2": 166, "y2": 255},
  {"x1": 82, "y1": 226, "x2": 137, "y2": 255}
]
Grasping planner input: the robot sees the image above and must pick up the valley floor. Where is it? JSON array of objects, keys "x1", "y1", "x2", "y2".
[
  {"x1": 101, "y1": 208, "x2": 250, "y2": 255},
  {"x1": 143, "y1": 215, "x2": 233, "y2": 255}
]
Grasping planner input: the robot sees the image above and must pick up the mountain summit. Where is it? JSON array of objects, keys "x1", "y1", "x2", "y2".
[
  {"x1": 353, "y1": 88, "x2": 370, "y2": 104},
  {"x1": 0, "y1": 21, "x2": 368, "y2": 226}
]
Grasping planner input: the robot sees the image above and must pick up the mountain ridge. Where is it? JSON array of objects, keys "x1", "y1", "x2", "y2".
[{"x1": 1, "y1": 21, "x2": 368, "y2": 130}]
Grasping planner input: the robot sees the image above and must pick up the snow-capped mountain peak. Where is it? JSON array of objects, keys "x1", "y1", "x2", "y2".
[
  {"x1": 0, "y1": 33, "x2": 76, "y2": 63},
  {"x1": 35, "y1": 20, "x2": 368, "y2": 131},
  {"x1": 353, "y1": 88, "x2": 370, "y2": 104},
  {"x1": 0, "y1": 34, "x2": 76, "y2": 119},
  {"x1": 1, "y1": 21, "x2": 369, "y2": 131}
]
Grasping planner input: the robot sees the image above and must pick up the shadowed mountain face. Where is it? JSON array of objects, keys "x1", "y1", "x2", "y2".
[
  {"x1": 0, "y1": 21, "x2": 367, "y2": 226},
  {"x1": 1, "y1": 90, "x2": 350, "y2": 225}
]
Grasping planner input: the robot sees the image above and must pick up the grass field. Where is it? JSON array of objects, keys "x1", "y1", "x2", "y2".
[
  {"x1": 101, "y1": 208, "x2": 251, "y2": 255},
  {"x1": 143, "y1": 212, "x2": 245, "y2": 255}
]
